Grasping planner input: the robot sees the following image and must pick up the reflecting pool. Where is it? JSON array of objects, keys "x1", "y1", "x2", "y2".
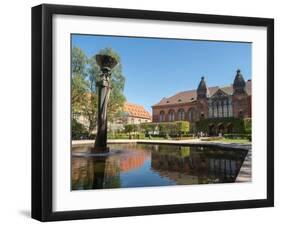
[{"x1": 71, "y1": 143, "x2": 248, "y2": 190}]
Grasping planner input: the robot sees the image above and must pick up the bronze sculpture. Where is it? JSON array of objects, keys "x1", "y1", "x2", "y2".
[{"x1": 92, "y1": 54, "x2": 118, "y2": 153}]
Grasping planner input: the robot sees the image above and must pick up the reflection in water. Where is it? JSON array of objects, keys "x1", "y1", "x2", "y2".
[{"x1": 71, "y1": 143, "x2": 248, "y2": 190}]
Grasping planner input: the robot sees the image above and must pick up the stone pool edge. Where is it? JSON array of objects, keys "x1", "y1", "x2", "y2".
[{"x1": 72, "y1": 139, "x2": 251, "y2": 150}]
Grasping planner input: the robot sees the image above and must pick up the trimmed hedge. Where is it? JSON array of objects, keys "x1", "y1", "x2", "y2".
[
  {"x1": 224, "y1": 133, "x2": 251, "y2": 140},
  {"x1": 107, "y1": 132, "x2": 146, "y2": 139},
  {"x1": 140, "y1": 121, "x2": 190, "y2": 137},
  {"x1": 121, "y1": 121, "x2": 190, "y2": 137}
]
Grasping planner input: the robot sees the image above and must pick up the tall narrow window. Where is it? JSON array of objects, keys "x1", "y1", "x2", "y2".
[
  {"x1": 218, "y1": 101, "x2": 222, "y2": 117},
  {"x1": 229, "y1": 104, "x2": 233, "y2": 117},
  {"x1": 187, "y1": 108, "x2": 196, "y2": 122},
  {"x1": 221, "y1": 105, "x2": 223, "y2": 117},
  {"x1": 159, "y1": 111, "x2": 165, "y2": 122},
  {"x1": 168, "y1": 110, "x2": 175, "y2": 121},
  {"x1": 178, "y1": 109, "x2": 185, "y2": 121},
  {"x1": 223, "y1": 99, "x2": 228, "y2": 117},
  {"x1": 228, "y1": 97, "x2": 233, "y2": 117},
  {"x1": 214, "y1": 103, "x2": 217, "y2": 118}
]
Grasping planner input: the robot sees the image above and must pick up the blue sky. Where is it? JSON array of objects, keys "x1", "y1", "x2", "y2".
[{"x1": 72, "y1": 34, "x2": 252, "y2": 113}]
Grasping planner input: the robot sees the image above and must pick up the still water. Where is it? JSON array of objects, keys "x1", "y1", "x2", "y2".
[{"x1": 72, "y1": 143, "x2": 248, "y2": 190}]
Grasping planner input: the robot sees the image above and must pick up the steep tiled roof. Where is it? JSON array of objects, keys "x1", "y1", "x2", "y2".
[
  {"x1": 124, "y1": 102, "x2": 151, "y2": 119},
  {"x1": 152, "y1": 80, "x2": 251, "y2": 107}
]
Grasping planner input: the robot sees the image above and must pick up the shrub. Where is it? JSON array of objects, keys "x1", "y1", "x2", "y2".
[
  {"x1": 71, "y1": 118, "x2": 89, "y2": 140},
  {"x1": 157, "y1": 121, "x2": 190, "y2": 137},
  {"x1": 244, "y1": 118, "x2": 252, "y2": 134},
  {"x1": 224, "y1": 133, "x2": 251, "y2": 140},
  {"x1": 107, "y1": 132, "x2": 129, "y2": 139},
  {"x1": 121, "y1": 121, "x2": 191, "y2": 138},
  {"x1": 124, "y1": 124, "x2": 138, "y2": 134},
  {"x1": 140, "y1": 123, "x2": 158, "y2": 135}
]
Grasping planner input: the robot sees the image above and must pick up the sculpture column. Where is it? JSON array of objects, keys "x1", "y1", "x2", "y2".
[
  {"x1": 92, "y1": 54, "x2": 117, "y2": 153},
  {"x1": 93, "y1": 78, "x2": 111, "y2": 152}
]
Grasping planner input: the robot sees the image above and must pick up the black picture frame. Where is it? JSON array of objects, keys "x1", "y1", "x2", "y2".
[{"x1": 32, "y1": 3, "x2": 274, "y2": 222}]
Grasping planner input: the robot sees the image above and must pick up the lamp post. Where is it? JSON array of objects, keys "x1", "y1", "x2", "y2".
[{"x1": 92, "y1": 54, "x2": 118, "y2": 153}]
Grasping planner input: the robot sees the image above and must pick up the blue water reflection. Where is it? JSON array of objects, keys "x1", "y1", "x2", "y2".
[{"x1": 71, "y1": 143, "x2": 247, "y2": 190}]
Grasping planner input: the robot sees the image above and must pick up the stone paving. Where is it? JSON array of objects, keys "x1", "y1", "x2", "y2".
[{"x1": 235, "y1": 148, "x2": 252, "y2": 182}]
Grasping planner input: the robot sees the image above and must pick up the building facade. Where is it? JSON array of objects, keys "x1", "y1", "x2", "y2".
[
  {"x1": 122, "y1": 102, "x2": 152, "y2": 124},
  {"x1": 74, "y1": 100, "x2": 151, "y2": 133},
  {"x1": 110, "y1": 102, "x2": 152, "y2": 132},
  {"x1": 152, "y1": 70, "x2": 251, "y2": 135}
]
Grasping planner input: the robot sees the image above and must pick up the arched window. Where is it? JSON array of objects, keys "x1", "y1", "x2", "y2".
[
  {"x1": 178, "y1": 109, "x2": 185, "y2": 121},
  {"x1": 159, "y1": 111, "x2": 165, "y2": 122},
  {"x1": 168, "y1": 110, "x2": 175, "y2": 121},
  {"x1": 187, "y1": 108, "x2": 196, "y2": 122}
]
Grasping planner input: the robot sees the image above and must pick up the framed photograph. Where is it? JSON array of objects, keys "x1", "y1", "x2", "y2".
[{"x1": 32, "y1": 4, "x2": 274, "y2": 221}]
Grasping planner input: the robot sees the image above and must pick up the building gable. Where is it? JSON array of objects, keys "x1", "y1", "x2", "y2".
[{"x1": 210, "y1": 88, "x2": 229, "y2": 99}]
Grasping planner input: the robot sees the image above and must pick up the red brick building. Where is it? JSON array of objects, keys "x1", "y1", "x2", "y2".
[{"x1": 152, "y1": 70, "x2": 251, "y2": 134}]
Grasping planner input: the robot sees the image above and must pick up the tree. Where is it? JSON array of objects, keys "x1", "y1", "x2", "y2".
[
  {"x1": 72, "y1": 74, "x2": 88, "y2": 114},
  {"x1": 124, "y1": 124, "x2": 134, "y2": 134},
  {"x1": 72, "y1": 46, "x2": 88, "y2": 76},
  {"x1": 71, "y1": 47, "x2": 88, "y2": 121},
  {"x1": 71, "y1": 118, "x2": 88, "y2": 140},
  {"x1": 124, "y1": 124, "x2": 138, "y2": 138},
  {"x1": 243, "y1": 118, "x2": 252, "y2": 134},
  {"x1": 71, "y1": 47, "x2": 126, "y2": 137},
  {"x1": 87, "y1": 48, "x2": 126, "y2": 124},
  {"x1": 140, "y1": 123, "x2": 158, "y2": 135},
  {"x1": 157, "y1": 121, "x2": 190, "y2": 137},
  {"x1": 175, "y1": 121, "x2": 190, "y2": 137}
]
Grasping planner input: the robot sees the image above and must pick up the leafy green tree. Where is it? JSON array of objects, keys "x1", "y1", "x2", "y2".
[
  {"x1": 124, "y1": 124, "x2": 134, "y2": 134},
  {"x1": 87, "y1": 47, "x2": 126, "y2": 124},
  {"x1": 243, "y1": 118, "x2": 252, "y2": 134},
  {"x1": 140, "y1": 123, "x2": 158, "y2": 135},
  {"x1": 71, "y1": 118, "x2": 88, "y2": 140},
  {"x1": 175, "y1": 121, "x2": 190, "y2": 137},
  {"x1": 71, "y1": 47, "x2": 126, "y2": 137},
  {"x1": 157, "y1": 121, "x2": 190, "y2": 137},
  {"x1": 72, "y1": 74, "x2": 88, "y2": 114},
  {"x1": 72, "y1": 46, "x2": 88, "y2": 76},
  {"x1": 124, "y1": 124, "x2": 139, "y2": 138},
  {"x1": 71, "y1": 47, "x2": 88, "y2": 120}
]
